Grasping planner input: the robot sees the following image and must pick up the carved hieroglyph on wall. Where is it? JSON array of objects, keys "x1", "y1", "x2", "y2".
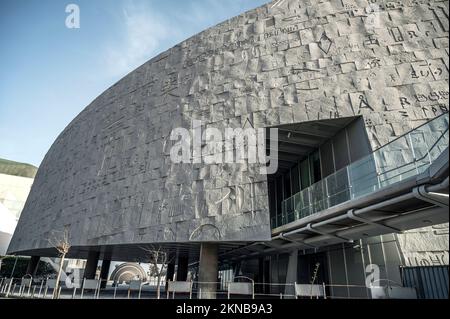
[
  {"x1": 9, "y1": 0, "x2": 449, "y2": 254},
  {"x1": 397, "y1": 223, "x2": 449, "y2": 266}
]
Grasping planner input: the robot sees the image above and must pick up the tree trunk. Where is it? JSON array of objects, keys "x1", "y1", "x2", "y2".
[
  {"x1": 156, "y1": 275, "x2": 161, "y2": 299},
  {"x1": 53, "y1": 254, "x2": 66, "y2": 299}
]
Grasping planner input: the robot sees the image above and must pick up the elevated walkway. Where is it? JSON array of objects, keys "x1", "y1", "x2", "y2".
[{"x1": 222, "y1": 113, "x2": 449, "y2": 259}]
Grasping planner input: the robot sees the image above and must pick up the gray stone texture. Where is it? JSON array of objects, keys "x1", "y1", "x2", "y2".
[
  {"x1": 397, "y1": 223, "x2": 449, "y2": 266},
  {"x1": 9, "y1": 0, "x2": 449, "y2": 254}
]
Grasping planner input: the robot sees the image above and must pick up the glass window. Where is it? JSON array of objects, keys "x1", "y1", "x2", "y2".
[
  {"x1": 276, "y1": 176, "x2": 283, "y2": 215},
  {"x1": 268, "y1": 180, "x2": 277, "y2": 218},
  {"x1": 320, "y1": 140, "x2": 334, "y2": 178},
  {"x1": 300, "y1": 158, "x2": 310, "y2": 190},
  {"x1": 291, "y1": 165, "x2": 300, "y2": 194},
  {"x1": 310, "y1": 150, "x2": 322, "y2": 183},
  {"x1": 333, "y1": 130, "x2": 350, "y2": 171},
  {"x1": 284, "y1": 173, "x2": 291, "y2": 199}
]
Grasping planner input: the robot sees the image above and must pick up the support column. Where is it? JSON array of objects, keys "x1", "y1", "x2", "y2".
[
  {"x1": 99, "y1": 260, "x2": 111, "y2": 288},
  {"x1": 284, "y1": 250, "x2": 298, "y2": 298},
  {"x1": 176, "y1": 256, "x2": 189, "y2": 281},
  {"x1": 84, "y1": 251, "x2": 100, "y2": 279},
  {"x1": 264, "y1": 258, "x2": 271, "y2": 295},
  {"x1": 232, "y1": 262, "x2": 241, "y2": 277},
  {"x1": 257, "y1": 257, "x2": 264, "y2": 294},
  {"x1": 26, "y1": 256, "x2": 40, "y2": 277},
  {"x1": 166, "y1": 262, "x2": 175, "y2": 289},
  {"x1": 198, "y1": 243, "x2": 218, "y2": 299}
]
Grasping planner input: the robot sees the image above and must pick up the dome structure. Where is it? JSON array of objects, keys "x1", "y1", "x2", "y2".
[{"x1": 109, "y1": 262, "x2": 148, "y2": 283}]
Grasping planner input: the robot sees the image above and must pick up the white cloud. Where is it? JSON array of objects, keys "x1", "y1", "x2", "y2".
[
  {"x1": 178, "y1": 0, "x2": 254, "y2": 28},
  {"x1": 104, "y1": 0, "x2": 267, "y2": 78},
  {"x1": 105, "y1": 1, "x2": 179, "y2": 78}
]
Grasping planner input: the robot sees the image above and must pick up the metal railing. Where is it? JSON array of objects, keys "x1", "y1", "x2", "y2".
[
  {"x1": 273, "y1": 113, "x2": 449, "y2": 228},
  {"x1": 0, "y1": 276, "x2": 419, "y2": 299}
]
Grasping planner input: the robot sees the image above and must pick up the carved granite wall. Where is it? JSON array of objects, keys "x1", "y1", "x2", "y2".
[
  {"x1": 397, "y1": 223, "x2": 449, "y2": 266},
  {"x1": 9, "y1": 0, "x2": 449, "y2": 254}
]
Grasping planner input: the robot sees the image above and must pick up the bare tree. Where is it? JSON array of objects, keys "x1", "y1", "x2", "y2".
[
  {"x1": 140, "y1": 245, "x2": 172, "y2": 299},
  {"x1": 48, "y1": 227, "x2": 71, "y2": 299}
]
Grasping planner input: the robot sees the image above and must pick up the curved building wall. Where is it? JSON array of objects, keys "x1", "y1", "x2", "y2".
[{"x1": 8, "y1": 0, "x2": 449, "y2": 256}]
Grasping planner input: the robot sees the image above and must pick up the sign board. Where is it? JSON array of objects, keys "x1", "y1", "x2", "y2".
[
  {"x1": 228, "y1": 282, "x2": 253, "y2": 296},
  {"x1": 370, "y1": 286, "x2": 387, "y2": 299},
  {"x1": 295, "y1": 284, "x2": 325, "y2": 298},
  {"x1": 46, "y1": 279, "x2": 57, "y2": 289},
  {"x1": 129, "y1": 280, "x2": 142, "y2": 291},
  {"x1": 370, "y1": 286, "x2": 418, "y2": 299},
  {"x1": 168, "y1": 281, "x2": 192, "y2": 293},
  {"x1": 21, "y1": 278, "x2": 32, "y2": 286},
  {"x1": 83, "y1": 279, "x2": 100, "y2": 290}
]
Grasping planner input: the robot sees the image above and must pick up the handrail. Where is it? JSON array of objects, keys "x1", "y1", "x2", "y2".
[
  {"x1": 375, "y1": 126, "x2": 449, "y2": 177},
  {"x1": 274, "y1": 113, "x2": 449, "y2": 228},
  {"x1": 365, "y1": 112, "x2": 449, "y2": 152},
  {"x1": 1, "y1": 276, "x2": 424, "y2": 299}
]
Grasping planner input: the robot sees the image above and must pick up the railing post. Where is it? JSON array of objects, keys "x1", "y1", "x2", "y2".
[
  {"x1": 294, "y1": 282, "x2": 297, "y2": 299},
  {"x1": 80, "y1": 278, "x2": 85, "y2": 299},
  {"x1": 346, "y1": 166, "x2": 353, "y2": 200},
  {"x1": 38, "y1": 280, "x2": 43, "y2": 298},
  {"x1": 5, "y1": 279, "x2": 12, "y2": 298},
  {"x1": 44, "y1": 279, "x2": 48, "y2": 299},
  {"x1": 96, "y1": 280, "x2": 100, "y2": 299},
  {"x1": 28, "y1": 278, "x2": 32, "y2": 297},
  {"x1": 252, "y1": 281, "x2": 255, "y2": 300},
  {"x1": 408, "y1": 133, "x2": 419, "y2": 175}
]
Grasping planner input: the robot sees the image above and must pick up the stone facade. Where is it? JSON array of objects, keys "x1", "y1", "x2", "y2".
[
  {"x1": 8, "y1": 0, "x2": 449, "y2": 254},
  {"x1": 397, "y1": 223, "x2": 449, "y2": 266}
]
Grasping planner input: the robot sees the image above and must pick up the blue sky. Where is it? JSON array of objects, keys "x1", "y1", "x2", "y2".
[{"x1": 0, "y1": 0, "x2": 268, "y2": 167}]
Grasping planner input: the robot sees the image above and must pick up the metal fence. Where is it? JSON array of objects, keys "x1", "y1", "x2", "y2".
[
  {"x1": 401, "y1": 266, "x2": 449, "y2": 299},
  {"x1": 0, "y1": 276, "x2": 429, "y2": 300}
]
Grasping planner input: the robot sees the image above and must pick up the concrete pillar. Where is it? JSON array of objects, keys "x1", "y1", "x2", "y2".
[
  {"x1": 84, "y1": 251, "x2": 100, "y2": 279},
  {"x1": 263, "y1": 258, "x2": 271, "y2": 295},
  {"x1": 166, "y1": 262, "x2": 175, "y2": 289},
  {"x1": 176, "y1": 256, "x2": 189, "y2": 281},
  {"x1": 26, "y1": 256, "x2": 40, "y2": 277},
  {"x1": 257, "y1": 257, "x2": 264, "y2": 294},
  {"x1": 99, "y1": 260, "x2": 111, "y2": 288},
  {"x1": 284, "y1": 250, "x2": 298, "y2": 298},
  {"x1": 198, "y1": 243, "x2": 218, "y2": 299},
  {"x1": 232, "y1": 262, "x2": 241, "y2": 277}
]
